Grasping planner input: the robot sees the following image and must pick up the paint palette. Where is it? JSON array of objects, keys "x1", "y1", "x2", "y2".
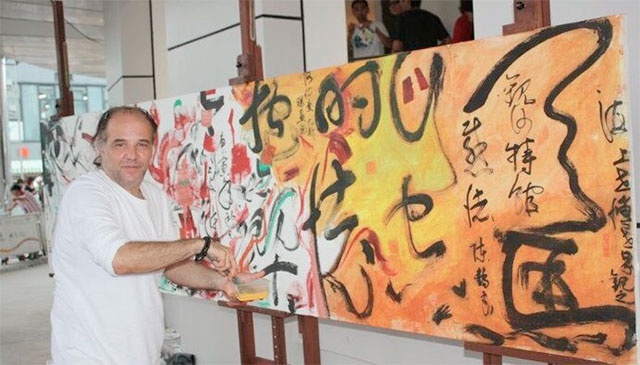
[{"x1": 233, "y1": 278, "x2": 270, "y2": 302}]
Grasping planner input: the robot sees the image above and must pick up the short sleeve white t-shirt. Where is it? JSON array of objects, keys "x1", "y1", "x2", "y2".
[
  {"x1": 50, "y1": 169, "x2": 179, "y2": 365},
  {"x1": 351, "y1": 20, "x2": 389, "y2": 59}
]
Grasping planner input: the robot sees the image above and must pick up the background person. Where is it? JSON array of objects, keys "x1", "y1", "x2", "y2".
[
  {"x1": 383, "y1": 0, "x2": 407, "y2": 53},
  {"x1": 452, "y1": 0, "x2": 474, "y2": 43},
  {"x1": 4, "y1": 183, "x2": 43, "y2": 261},
  {"x1": 50, "y1": 106, "x2": 240, "y2": 364},
  {"x1": 7, "y1": 183, "x2": 42, "y2": 214},
  {"x1": 391, "y1": 0, "x2": 451, "y2": 52},
  {"x1": 348, "y1": 0, "x2": 391, "y2": 60},
  {"x1": 25, "y1": 176, "x2": 37, "y2": 193}
]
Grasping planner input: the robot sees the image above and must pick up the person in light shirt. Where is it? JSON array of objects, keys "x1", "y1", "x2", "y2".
[
  {"x1": 50, "y1": 106, "x2": 239, "y2": 365},
  {"x1": 348, "y1": 0, "x2": 391, "y2": 60}
]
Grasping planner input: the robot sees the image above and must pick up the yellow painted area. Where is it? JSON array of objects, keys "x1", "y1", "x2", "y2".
[{"x1": 235, "y1": 291, "x2": 268, "y2": 302}]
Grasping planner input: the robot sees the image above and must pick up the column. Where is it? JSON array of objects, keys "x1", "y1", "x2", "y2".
[{"x1": 103, "y1": 0, "x2": 168, "y2": 105}]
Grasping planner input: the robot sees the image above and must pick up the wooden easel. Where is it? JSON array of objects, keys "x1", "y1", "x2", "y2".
[
  {"x1": 225, "y1": 1, "x2": 321, "y2": 364},
  {"x1": 501, "y1": 0, "x2": 550, "y2": 36},
  {"x1": 51, "y1": 0, "x2": 74, "y2": 118},
  {"x1": 219, "y1": 302, "x2": 320, "y2": 365},
  {"x1": 463, "y1": 1, "x2": 612, "y2": 364}
]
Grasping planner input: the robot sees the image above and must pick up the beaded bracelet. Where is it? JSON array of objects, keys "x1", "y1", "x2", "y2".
[{"x1": 195, "y1": 236, "x2": 211, "y2": 262}]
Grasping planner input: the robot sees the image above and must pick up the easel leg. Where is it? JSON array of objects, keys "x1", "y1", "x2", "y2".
[
  {"x1": 483, "y1": 352, "x2": 502, "y2": 365},
  {"x1": 237, "y1": 310, "x2": 256, "y2": 364},
  {"x1": 298, "y1": 315, "x2": 321, "y2": 364},
  {"x1": 271, "y1": 316, "x2": 287, "y2": 364}
]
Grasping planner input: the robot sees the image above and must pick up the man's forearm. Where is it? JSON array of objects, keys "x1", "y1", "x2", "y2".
[
  {"x1": 112, "y1": 239, "x2": 202, "y2": 275},
  {"x1": 164, "y1": 260, "x2": 227, "y2": 291}
]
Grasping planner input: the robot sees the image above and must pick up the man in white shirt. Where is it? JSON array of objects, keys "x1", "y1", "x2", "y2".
[{"x1": 50, "y1": 106, "x2": 238, "y2": 364}]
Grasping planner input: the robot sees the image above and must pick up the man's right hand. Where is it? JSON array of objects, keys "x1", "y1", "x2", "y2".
[{"x1": 204, "y1": 237, "x2": 237, "y2": 278}]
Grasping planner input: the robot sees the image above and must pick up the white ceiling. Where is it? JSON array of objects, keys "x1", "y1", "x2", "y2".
[{"x1": 0, "y1": 0, "x2": 105, "y2": 78}]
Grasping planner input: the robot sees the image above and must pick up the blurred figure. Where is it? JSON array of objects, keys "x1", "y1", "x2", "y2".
[
  {"x1": 25, "y1": 176, "x2": 37, "y2": 193},
  {"x1": 7, "y1": 183, "x2": 42, "y2": 214},
  {"x1": 15, "y1": 178, "x2": 27, "y2": 192},
  {"x1": 383, "y1": 0, "x2": 407, "y2": 52},
  {"x1": 387, "y1": 0, "x2": 403, "y2": 16},
  {"x1": 348, "y1": 0, "x2": 391, "y2": 60},
  {"x1": 391, "y1": 0, "x2": 450, "y2": 52},
  {"x1": 452, "y1": 0, "x2": 474, "y2": 43}
]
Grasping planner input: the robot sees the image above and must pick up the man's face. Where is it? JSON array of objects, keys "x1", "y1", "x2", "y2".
[
  {"x1": 352, "y1": 2, "x2": 368, "y2": 22},
  {"x1": 96, "y1": 111, "x2": 155, "y2": 195}
]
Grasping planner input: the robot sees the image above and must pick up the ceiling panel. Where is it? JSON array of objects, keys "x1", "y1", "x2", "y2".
[{"x1": 0, "y1": 0, "x2": 105, "y2": 78}]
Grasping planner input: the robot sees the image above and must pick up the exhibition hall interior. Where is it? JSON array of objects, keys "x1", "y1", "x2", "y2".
[{"x1": 1, "y1": 1, "x2": 639, "y2": 364}]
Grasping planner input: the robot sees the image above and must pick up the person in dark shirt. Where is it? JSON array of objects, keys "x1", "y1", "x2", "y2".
[
  {"x1": 384, "y1": 0, "x2": 406, "y2": 40},
  {"x1": 391, "y1": 0, "x2": 451, "y2": 52}
]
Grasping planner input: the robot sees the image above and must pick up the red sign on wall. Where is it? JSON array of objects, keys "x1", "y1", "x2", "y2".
[{"x1": 19, "y1": 146, "x2": 29, "y2": 158}]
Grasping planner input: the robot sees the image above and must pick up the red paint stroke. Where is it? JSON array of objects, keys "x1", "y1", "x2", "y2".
[
  {"x1": 81, "y1": 133, "x2": 94, "y2": 144},
  {"x1": 201, "y1": 109, "x2": 213, "y2": 127},
  {"x1": 321, "y1": 132, "x2": 353, "y2": 180},
  {"x1": 201, "y1": 109, "x2": 216, "y2": 152},
  {"x1": 262, "y1": 144, "x2": 276, "y2": 165},
  {"x1": 286, "y1": 280, "x2": 308, "y2": 311},
  {"x1": 342, "y1": 228, "x2": 395, "y2": 276},
  {"x1": 237, "y1": 240, "x2": 254, "y2": 272},
  {"x1": 402, "y1": 76, "x2": 414, "y2": 104},
  {"x1": 227, "y1": 109, "x2": 235, "y2": 143},
  {"x1": 148, "y1": 103, "x2": 160, "y2": 126},
  {"x1": 203, "y1": 132, "x2": 215, "y2": 153},
  {"x1": 414, "y1": 67, "x2": 429, "y2": 91},
  {"x1": 178, "y1": 212, "x2": 197, "y2": 239},
  {"x1": 149, "y1": 135, "x2": 173, "y2": 184},
  {"x1": 235, "y1": 206, "x2": 250, "y2": 227},
  {"x1": 298, "y1": 135, "x2": 314, "y2": 150},
  {"x1": 231, "y1": 144, "x2": 251, "y2": 183},
  {"x1": 305, "y1": 271, "x2": 317, "y2": 311},
  {"x1": 174, "y1": 107, "x2": 192, "y2": 130},
  {"x1": 199, "y1": 161, "x2": 210, "y2": 198},
  {"x1": 282, "y1": 167, "x2": 300, "y2": 182},
  {"x1": 327, "y1": 132, "x2": 352, "y2": 165},
  {"x1": 231, "y1": 84, "x2": 254, "y2": 108}
]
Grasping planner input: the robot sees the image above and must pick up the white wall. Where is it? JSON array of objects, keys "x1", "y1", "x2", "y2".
[
  {"x1": 104, "y1": 0, "x2": 156, "y2": 105},
  {"x1": 164, "y1": 0, "x2": 309, "y2": 96},
  {"x1": 302, "y1": 0, "x2": 349, "y2": 71},
  {"x1": 160, "y1": 1, "x2": 640, "y2": 364},
  {"x1": 421, "y1": 0, "x2": 460, "y2": 38},
  {"x1": 164, "y1": 0, "x2": 241, "y2": 96}
]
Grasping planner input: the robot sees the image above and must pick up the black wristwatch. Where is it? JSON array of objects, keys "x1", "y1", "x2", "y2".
[{"x1": 195, "y1": 236, "x2": 211, "y2": 261}]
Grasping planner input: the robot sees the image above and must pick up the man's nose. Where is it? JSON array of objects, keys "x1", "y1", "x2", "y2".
[{"x1": 123, "y1": 145, "x2": 138, "y2": 158}]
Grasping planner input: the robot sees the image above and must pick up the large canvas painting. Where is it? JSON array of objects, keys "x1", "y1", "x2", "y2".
[{"x1": 43, "y1": 16, "x2": 635, "y2": 363}]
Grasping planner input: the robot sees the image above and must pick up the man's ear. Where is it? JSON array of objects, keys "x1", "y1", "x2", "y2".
[{"x1": 92, "y1": 143, "x2": 104, "y2": 166}]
